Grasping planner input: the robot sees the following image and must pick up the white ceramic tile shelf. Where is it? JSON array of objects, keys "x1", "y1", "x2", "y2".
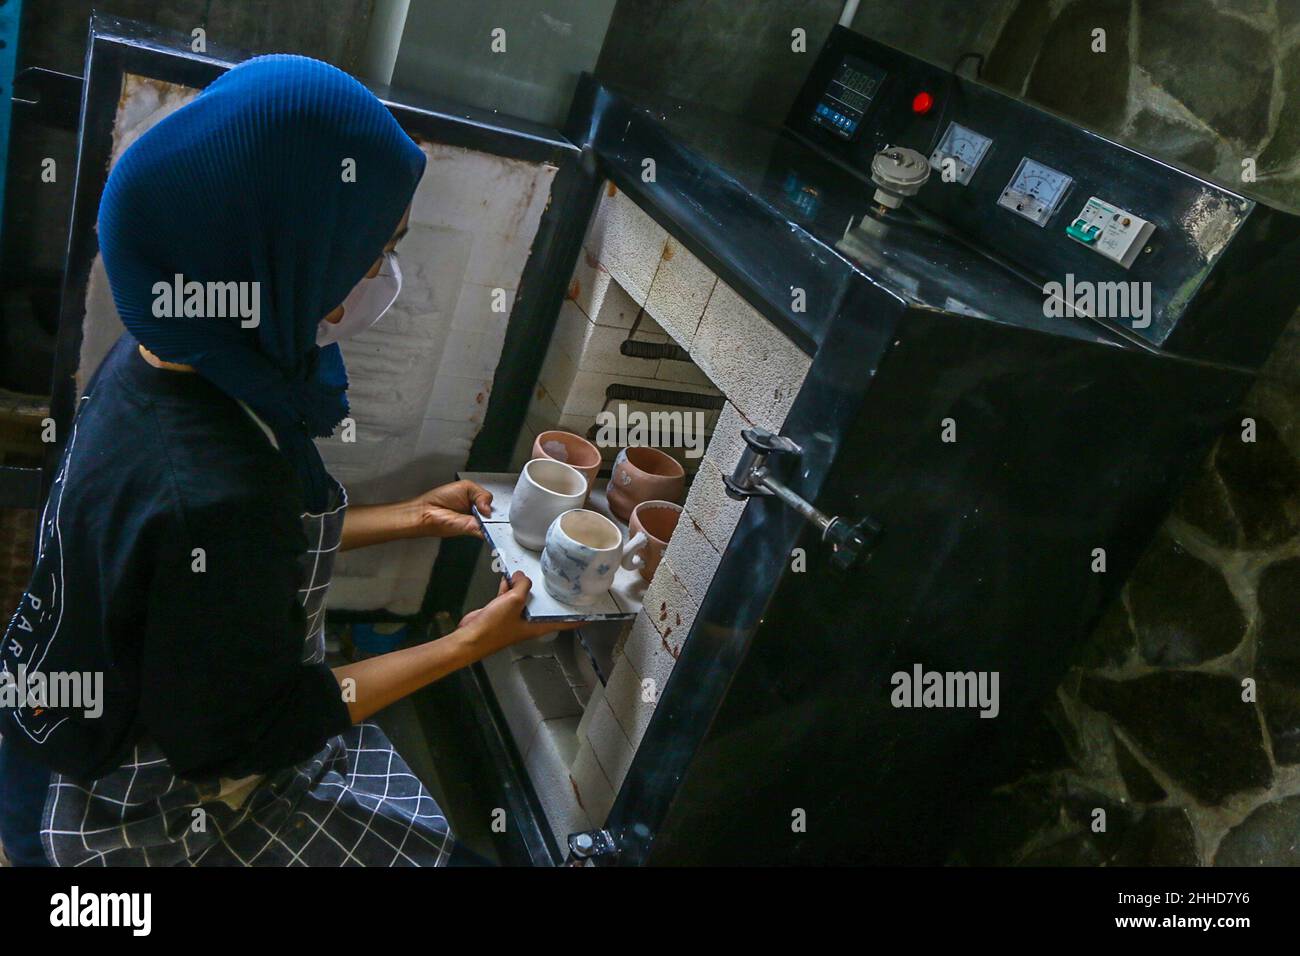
[{"x1": 460, "y1": 471, "x2": 648, "y2": 623}]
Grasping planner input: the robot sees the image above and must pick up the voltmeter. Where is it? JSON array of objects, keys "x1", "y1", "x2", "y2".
[
  {"x1": 929, "y1": 122, "x2": 992, "y2": 186},
  {"x1": 998, "y1": 157, "x2": 1074, "y2": 226}
]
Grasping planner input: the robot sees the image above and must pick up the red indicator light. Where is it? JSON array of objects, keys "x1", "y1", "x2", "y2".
[{"x1": 912, "y1": 91, "x2": 934, "y2": 114}]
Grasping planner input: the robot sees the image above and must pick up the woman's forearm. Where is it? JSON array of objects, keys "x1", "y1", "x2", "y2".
[
  {"x1": 338, "y1": 500, "x2": 424, "y2": 551},
  {"x1": 332, "y1": 627, "x2": 478, "y2": 723},
  {"x1": 330, "y1": 571, "x2": 572, "y2": 723}
]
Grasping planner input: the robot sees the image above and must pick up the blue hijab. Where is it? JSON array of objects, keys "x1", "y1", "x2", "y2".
[{"x1": 98, "y1": 55, "x2": 426, "y2": 512}]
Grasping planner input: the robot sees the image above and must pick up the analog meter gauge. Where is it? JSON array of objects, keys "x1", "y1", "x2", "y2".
[
  {"x1": 998, "y1": 157, "x2": 1074, "y2": 226},
  {"x1": 929, "y1": 122, "x2": 992, "y2": 186}
]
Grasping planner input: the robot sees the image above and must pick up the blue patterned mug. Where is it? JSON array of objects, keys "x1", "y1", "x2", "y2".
[{"x1": 541, "y1": 509, "x2": 649, "y2": 607}]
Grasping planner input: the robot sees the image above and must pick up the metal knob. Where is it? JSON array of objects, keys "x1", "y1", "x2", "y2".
[{"x1": 725, "y1": 427, "x2": 878, "y2": 570}]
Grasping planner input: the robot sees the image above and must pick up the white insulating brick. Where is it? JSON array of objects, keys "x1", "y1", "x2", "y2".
[
  {"x1": 570, "y1": 742, "x2": 617, "y2": 827},
  {"x1": 559, "y1": 368, "x2": 720, "y2": 419},
  {"x1": 537, "y1": 332, "x2": 579, "y2": 407},
  {"x1": 683, "y1": 456, "x2": 747, "y2": 553},
  {"x1": 481, "y1": 649, "x2": 542, "y2": 759},
  {"x1": 411, "y1": 418, "x2": 474, "y2": 464},
  {"x1": 566, "y1": 249, "x2": 614, "y2": 323},
  {"x1": 655, "y1": 356, "x2": 716, "y2": 388},
  {"x1": 618, "y1": 609, "x2": 680, "y2": 698},
  {"x1": 508, "y1": 635, "x2": 564, "y2": 659},
  {"x1": 576, "y1": 679, "x2": 605, "y2": 743},
  {"x1": 410, "y1": 143, "x2": 556, "y2": 241},
  {"x1": 426, "y1": 373, "x2": 492, "y2": 428},
  {"x1": 553, "y1": 304, "x2": 660, "y2": 379},
  {"x1": 552, "y1": 634, "x2": 597, "y2": 709},
  {"x1": 690, "y1": 281, "x2": 811, "y2": 432},
  {"x1": 509, "y1": 423, "x2": 537, "y2": 471},
  {"x1": 644, "y1": 235, "x2": 718, "y2": 350},
  {"x1": 589, "y1": 275, "x2": 643, "y2": 329},
  {"x1": 584, "y1": 185, "x2": 668, "y2": 305},
  {"x1": 632, "y1": 312, "x2": 669, "y2": 340},
  {"x1": 574, "y1": 323, "x2": 660, "y2": 377},
  {"x1": 583, "y1": 693, "x2": 636, "y2": 792},
  {"x1": 464, "y1": 228, "x2": 534, "y2": 290},
  {"x1": 701, "y1": 401, "x2": 753, "y2": 481},
  {"x1": 661, "y1": 511, "x2": 722, "y2": 606},
  {"x1": 525, "y1": 381, "x2": 564, "y2": 436},
  {"x1": 640, "y1": 559, "x2": 699, "y2": 655},
  {"x1": 439, "y1": 325, "x2": 509, "y2": 380},
  {"x1": 604, "y1": 651, "x2": 658, "y2": 749},
  {"x1": 557, "y1": 412, "x2": 598, "y2": 439},
  {"x1": 451, "y1": 281, "x2": 515, "y2": 333},
  {"x1": 390, "y1": 224, "x2": 472, "y2": 317},
  {"x1": 522, "y1": 715, "x2": 589, "y2": 851},
  {"x1": 516, "y1": 655, "x2": 584, "y2": 721},
  {"x1": 550, "y1": 298, "x2": 594, "y2": 361},
  {"x1": 525, "y1": 715, "x2": 581, "y2": 769}
]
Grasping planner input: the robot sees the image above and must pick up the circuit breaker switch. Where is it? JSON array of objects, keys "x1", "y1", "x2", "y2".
[
  {"x1": 1066, "y1": 218, "x2": 1101, "y2": 244},
  {"x1": 1066, "y1": 196, "x2": 1155, "y2": 269}
]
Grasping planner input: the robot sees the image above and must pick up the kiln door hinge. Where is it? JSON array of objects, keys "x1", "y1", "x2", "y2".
[{"x1": 724, "y1": 427, "x2": 878, "y2": 570}]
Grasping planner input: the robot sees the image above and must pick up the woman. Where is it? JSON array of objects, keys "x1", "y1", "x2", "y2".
[{"x1": 0, "y1": 55, "x2": 567, "y2": 866}]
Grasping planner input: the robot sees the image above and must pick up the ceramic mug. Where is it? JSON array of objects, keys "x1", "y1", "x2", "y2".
[
  {"x1": 627, "y1": 500, "x2": 682, "y2": 582},
  {"x1": 606, "y1": 446, "x2": 686, "y2": 523},
  {"x1": 510, "y1": 458, "x2": 587, "y2": 551},
  {"x1": 541, "y1": 509, "x2": 648, "y2": 606},
  {"x1": 532, "y1": 430, "x2": 601, "y2": 496}
]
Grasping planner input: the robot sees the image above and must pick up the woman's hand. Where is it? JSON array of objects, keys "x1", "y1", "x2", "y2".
[
  {"x1": 458, "y1": 572, "x2": 579, "y2": 656},
  {"x1": 409, "y1": 479, "x2": 493, "y2": 539},
  {"x1": 340, "y1": 480, "x2": 492, "y2": 551}
]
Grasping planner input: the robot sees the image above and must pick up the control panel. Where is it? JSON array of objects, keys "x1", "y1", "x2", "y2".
[
  {"x1": 773, "y1": 26, "x2": 1300, "y2": 366},
  {"x1": 776, "y1": 26, "x2": 1264, "y2": 355}
]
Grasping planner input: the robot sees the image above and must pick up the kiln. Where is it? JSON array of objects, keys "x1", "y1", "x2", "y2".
[{"x1": 42, "y1": 20, "x2": 1300, "y2": 865}]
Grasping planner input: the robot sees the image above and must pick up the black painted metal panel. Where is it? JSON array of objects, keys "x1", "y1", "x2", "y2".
[{"x1": 637, "y1": 306, "x2": 1248, "y2": 864}]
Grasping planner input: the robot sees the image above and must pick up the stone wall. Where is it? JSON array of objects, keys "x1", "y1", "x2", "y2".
[{"x1": 956, "y1": 0, "x2": 1300, "y2": 866}]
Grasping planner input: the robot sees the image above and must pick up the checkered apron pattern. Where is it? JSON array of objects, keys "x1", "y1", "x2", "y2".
[{"x1": 40, "y1": 483, "x2": 455, "y2": 866}]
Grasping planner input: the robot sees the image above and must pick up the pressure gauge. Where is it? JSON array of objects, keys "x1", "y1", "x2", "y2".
[
  {"x1": 929, "y1": 122, "x2": 992, "y2": 185},
  {"x1": 998, "y1": 157, "x2": 1074, "y2": 226}
]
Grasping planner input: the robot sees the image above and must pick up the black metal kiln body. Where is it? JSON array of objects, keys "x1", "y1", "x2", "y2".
[
  {"x1": 35, "y1": 21, "x2": 1300, "y2": 866},
  {"x1": 576, "y1": 28, "x2": 1300, "y2": 865}
]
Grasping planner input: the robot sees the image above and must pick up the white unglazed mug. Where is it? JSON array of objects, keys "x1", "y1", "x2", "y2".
[
  {"x1": 510, "y1": 458, "x2": 588, "y2": 551},
  {"x1": 541, "y1": 509, "x2": 648, "y2": 606}
]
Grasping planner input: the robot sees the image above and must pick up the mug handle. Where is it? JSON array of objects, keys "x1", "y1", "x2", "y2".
[{"x1": 621, "y1": 531, "x2": 649, "y2": 571}]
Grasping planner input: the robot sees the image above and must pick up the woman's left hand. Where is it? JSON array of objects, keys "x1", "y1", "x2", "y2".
[{"x1": 410, "y1": 479, "x2": 493, "y2": 539}]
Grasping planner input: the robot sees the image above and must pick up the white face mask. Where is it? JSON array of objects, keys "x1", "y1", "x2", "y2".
[{"x1": 316, "y1": 253, "x2": 402, "y2": 346}]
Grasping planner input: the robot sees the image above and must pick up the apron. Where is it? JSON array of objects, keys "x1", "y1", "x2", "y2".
[{"x1": 39, "y1": 482, "x2": 456, "y2": 866}]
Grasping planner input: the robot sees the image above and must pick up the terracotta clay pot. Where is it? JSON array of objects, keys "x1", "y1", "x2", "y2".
[
  {"x1": 627, "y1": 500, "x2": 682, "y2": 582},
  {"x1": 532, "y1": 430, "x2": 601, "y2": 497},
  {"x1": 606, "y1": 446, "x2": 685, "y2": 523}
]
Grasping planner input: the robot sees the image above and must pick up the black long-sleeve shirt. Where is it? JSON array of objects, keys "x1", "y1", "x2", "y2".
[{"x1": 0, "y1": 335, "x2": 350, "y2": 782}]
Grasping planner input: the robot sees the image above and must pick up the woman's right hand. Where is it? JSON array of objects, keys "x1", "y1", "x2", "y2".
[{"x1": 457, "y1": 572, "x2": 578, "y2": 656}]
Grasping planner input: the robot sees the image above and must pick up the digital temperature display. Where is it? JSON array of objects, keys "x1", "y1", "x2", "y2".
[{"x1": 812, "y1": 56, "x2": 886, "y2": 140}]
